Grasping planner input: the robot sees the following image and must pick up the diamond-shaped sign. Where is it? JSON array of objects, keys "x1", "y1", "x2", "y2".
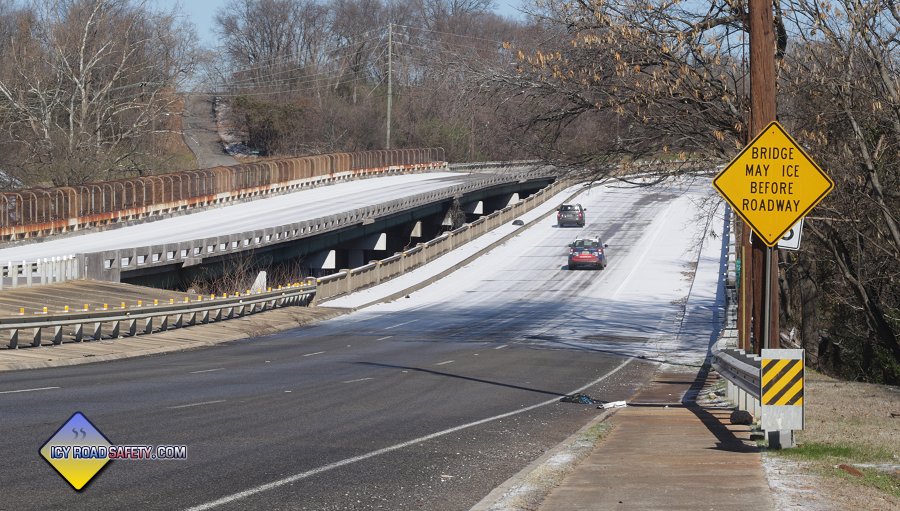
[
  {"x1": 40, "y1": 412, "x2": 113, "y2": 491},
  {"x1": 713, "y1": 121, "x2": 833, "y2": 246}
]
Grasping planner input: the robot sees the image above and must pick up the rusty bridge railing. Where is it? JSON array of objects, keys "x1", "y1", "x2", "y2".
[{"x1": 1, "y1": 148, "x2": 446, "y2": 241}]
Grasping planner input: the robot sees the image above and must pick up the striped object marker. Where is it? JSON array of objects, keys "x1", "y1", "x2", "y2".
[{"x1": 761, "y1": 357, "x2": 803, "y2": 406}]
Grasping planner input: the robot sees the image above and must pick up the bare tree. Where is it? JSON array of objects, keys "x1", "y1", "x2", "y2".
[
  {"x1": 0, "y1": 0, "x2": 198, "y2": 186},
  {"x1": 777, "y1": 0, "x2": 899, "y2": 381}
]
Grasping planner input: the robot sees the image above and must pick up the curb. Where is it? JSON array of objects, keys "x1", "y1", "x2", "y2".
[{"x1": 469, "y1": 407, "x2": 618, "y2": 511}]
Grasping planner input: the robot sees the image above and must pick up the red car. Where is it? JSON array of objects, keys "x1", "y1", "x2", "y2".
[{"x1": 568, "y1": 237, "x2": 608, "y2": 270}]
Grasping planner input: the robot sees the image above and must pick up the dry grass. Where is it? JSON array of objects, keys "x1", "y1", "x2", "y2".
[
  {"x1": 801, "y1": 370, "x2": 899, "y2": 459},
  {"x1": 768, "y1": 369, "x2": 900, "y2": 508}
]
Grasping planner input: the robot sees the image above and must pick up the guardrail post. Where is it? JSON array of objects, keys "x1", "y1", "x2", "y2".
[
  {"x1": 174, "y1": 314, "x2": 183, "y2": 328},
  {"x1": 52, "y1": 326, "x2": 63, "y2": 345},
  {"x1": 91, "y1": 322, "x2": 102, "y2": 340},
  {"x1": 9, "y1": 329, "x2": 19, "y2": 349},
  {"x1": 126, "y1": 319, "x2": 137, "y2": 337},
  {"x1": 110, "y1": 320, "x2": 121, "y2": 338},
  {"x1": 200, "y1": 310, "x2": 210, "y2": 324},
  {"x1": 144, "y1": 318, "x2": 154, "y2": 334},
  {"x1": 31, "y1": 327, "x2": 41, "y2": 347},
  {"x1": 73, "y1": 323, "x2": 83, "y2": 342}
]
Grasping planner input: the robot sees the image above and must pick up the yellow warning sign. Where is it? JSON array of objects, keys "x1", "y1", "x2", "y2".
[
  {"x1": 761, "y1": 358, "x2": 804, "y2": 406},
  {"x1": 713, "y1": 122, "x2": 834, "y2": 246}
]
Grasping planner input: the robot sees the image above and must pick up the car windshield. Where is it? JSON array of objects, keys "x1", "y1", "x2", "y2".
[
  {"x1": 560, "y1": 205, "x2": 577, "y2": 211},
  {"x1": 574, "y1": 240, "x2": 598, "y2": 249}
]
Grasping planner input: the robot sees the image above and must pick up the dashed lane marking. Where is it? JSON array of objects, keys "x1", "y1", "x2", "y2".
[
  {"x1": 168, "y1": 400, "x2": 226, "y2": 410},
  {"x1": 189, "y1": 368, "x2": 224, "y2": 374},
  {"x1": 342, "y1": 378, "x2": 374, "y2": 384},
  {"x1": 0, "y1": 386, "x2": 60, "y2": 394}
]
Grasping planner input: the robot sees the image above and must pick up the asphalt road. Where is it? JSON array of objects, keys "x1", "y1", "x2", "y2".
[{"x1": 0, "y1": 180, "x2": 714, "y2": 510}]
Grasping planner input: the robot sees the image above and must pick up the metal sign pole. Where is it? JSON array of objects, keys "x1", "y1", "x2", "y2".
[{"x1": 763, "y1": 246, "x2": 772, "y2": 350}]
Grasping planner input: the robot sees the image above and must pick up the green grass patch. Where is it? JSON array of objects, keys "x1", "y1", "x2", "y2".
[
  {"x1": 771, "y1": 441, "x2": 894, "y2": 464},
  {"x1": 771, "y1": 442, "x2": 900, "y2": 499},
  {"x1": 827, "y1": 465, "x2": 900, "y2": 500}
]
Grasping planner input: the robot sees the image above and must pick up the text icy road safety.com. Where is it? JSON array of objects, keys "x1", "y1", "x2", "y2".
[{"x1": 48, "y1": 444, "x2": 187, "y2": 460}]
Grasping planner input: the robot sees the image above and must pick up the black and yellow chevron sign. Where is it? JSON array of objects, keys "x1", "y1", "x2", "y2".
[{"x1": 761, "y1": 358, "x2": 804, "y2": 406}]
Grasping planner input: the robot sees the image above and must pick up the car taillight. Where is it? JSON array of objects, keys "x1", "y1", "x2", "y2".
[{"x1": 578, "y1": 212, "x2": 583, "y2": 218}]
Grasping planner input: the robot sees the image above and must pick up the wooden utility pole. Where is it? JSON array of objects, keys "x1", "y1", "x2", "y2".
[
  {"x1": 749, "y1": 0, "x2": 779, "y2": 352},
  {"x1": 386, "y1": 23, "x2": 393, "y2": 150}
]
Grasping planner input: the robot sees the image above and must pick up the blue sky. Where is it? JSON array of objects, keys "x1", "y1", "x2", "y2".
[{"x1": 152, "y1": 0, "x2": 526, "y2": 47}]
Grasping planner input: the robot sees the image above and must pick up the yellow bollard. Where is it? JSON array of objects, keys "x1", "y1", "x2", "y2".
[
  {"x1": 183, "y1": 297, "x2": 189, "y2": 303},
  {"x1": 64, "y1": 305, "x2": 69, "y2": 313},
  {"x1": 121, "y1": 302, "x2": 126, "y2": 309},
  {"x1": 19, "y1": 307, "x2": 25, "y2": 315},
  {"x1": 137, "y1": 300, "x2": 142, "y2": 307},
  {"x1": 197, "y1": 295, "x2": 202, "y2": 301},
  {"x1": 154, "y1": 299, "x2": 159, "y2": 306},
  {"x1": 83, "y1": 304, "x2": 89, "y2": 311},
  {"x1": 169, "y1": 298, "x2": 174, "y2": 304},
  {"x1": 43, "y1": 306, "x2": 48, "y2": 314},
  {"x1": 103, "y1": 303, "x2": 109, "y2": 310}
]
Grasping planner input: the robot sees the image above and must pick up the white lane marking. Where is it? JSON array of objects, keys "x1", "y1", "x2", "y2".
[
  {"x1": 494, "y1": 345, "x2": 508, "y2": 350},
  {"x1": 303, "y1": 351, "x2": 326, "y2": 357},
  {"x1": 435, "y1": 360, "x2": 454, "y2": 366},
  {"x1": 342, "y1": 377, "x2": 374, "y2": 384},
  {"x1": 184, "y1": 358, "x2": 633, "y2": 511},
  {"x1": 376, "y1": 336, "x2": 393, "y2": 341},
  {"x1": 167, "y1": 400, "x2": 226, "y2": 410},
  {"x1": 189, "y1": 368, "x2": 224, "y2": 374},
  {"x1": 384, "y1": 319, "x2": 418, "y2": 330},
  {"x1": 0, "y1": 386, "x2": 60, "y2": 394}
]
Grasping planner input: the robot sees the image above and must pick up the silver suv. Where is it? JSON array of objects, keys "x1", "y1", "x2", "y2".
[{"x1": 557, "y1": 204, "x2": 585, "y2": 227}]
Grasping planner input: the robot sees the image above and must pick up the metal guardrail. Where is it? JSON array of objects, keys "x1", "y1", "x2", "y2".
[
  {"x1": 709, "y1": 205, "x2": 763, "y2": 418},
  {"x1": 1, "y1": 283, "x2": 316, "y2": 349}
]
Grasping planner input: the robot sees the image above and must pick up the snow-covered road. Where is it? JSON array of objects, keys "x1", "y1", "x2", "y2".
[{"x1": 325, "y1": 177, "x2": 728, "y2": 366}]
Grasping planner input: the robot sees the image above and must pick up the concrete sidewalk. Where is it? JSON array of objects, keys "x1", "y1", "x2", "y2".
[{"x1": 476, "y1": 366, "x2": 775, "y2": 511}]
